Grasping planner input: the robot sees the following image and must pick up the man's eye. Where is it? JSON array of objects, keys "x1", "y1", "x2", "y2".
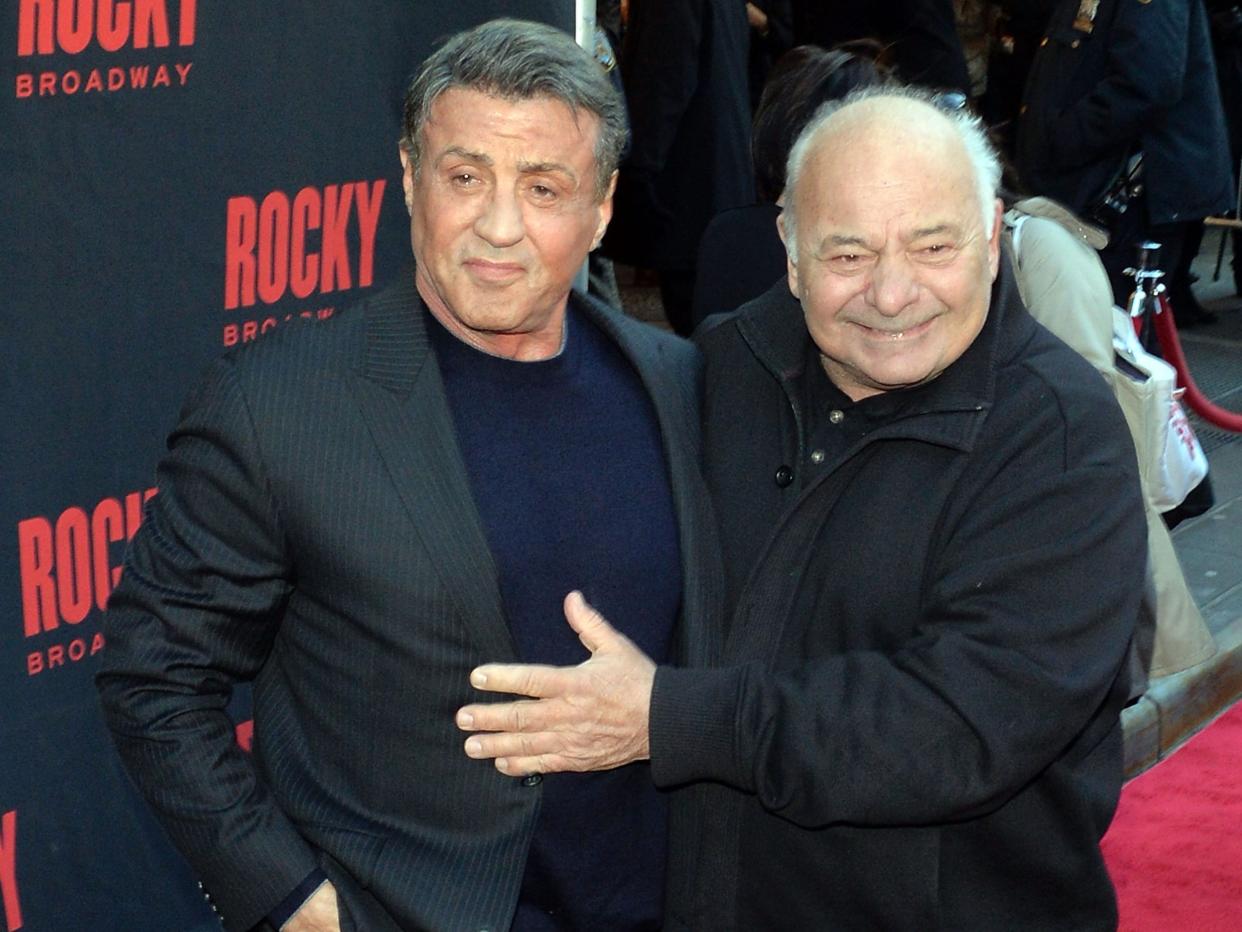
[
  {"x1": 450, "y1": 172, "x2": 478, "y2": 187},
  {"x1": 529, "y1": 183, "x2": 557, "y2": 200}
]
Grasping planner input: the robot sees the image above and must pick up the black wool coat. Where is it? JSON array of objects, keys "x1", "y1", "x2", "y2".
[{"x1": 652, "y1": 266, "x2": 1146, "y2": 930}]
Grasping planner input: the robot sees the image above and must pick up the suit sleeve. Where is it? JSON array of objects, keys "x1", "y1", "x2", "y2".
[
  {"x1": 648, "y1": 389, "x2": 1145, "y2": 828},
  {"x1": 96, "y1": 355, "x2": 319, "y2": 932},
  {"x1": 1048, "y1": 0, "x2": 1189, "y2": 170}
]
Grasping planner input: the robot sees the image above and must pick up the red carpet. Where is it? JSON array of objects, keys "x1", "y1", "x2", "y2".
[{"x1": 1102, "y1": 700, "x2": 1242, "y2": 931}]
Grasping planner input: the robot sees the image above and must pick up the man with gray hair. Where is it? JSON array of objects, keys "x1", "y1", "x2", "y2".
[
  {"x1": 459, "y1": 89, "x2": 1146, "y2": 929},
  {"x1": 97, "y1": 18, "x2": 719, "y2": 932}
]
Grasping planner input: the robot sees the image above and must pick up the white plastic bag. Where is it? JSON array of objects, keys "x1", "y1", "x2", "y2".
[{"x1": 1111, "y1": 307, "x2": 1209, "y2": 512}]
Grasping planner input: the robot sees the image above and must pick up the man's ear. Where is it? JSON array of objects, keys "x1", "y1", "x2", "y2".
[
  {"x1": 593, "y1": 170, "x2": 618, "y2": 250},
  {"x1": 777, "y1": 209, "x2": 800, "y2": 296},
  {"x1": 987, "y1": 197, "x2": 1004, "y2": 280},
  {"x1": 398, "y1": 145, "x2": 415, "y2": 216}
]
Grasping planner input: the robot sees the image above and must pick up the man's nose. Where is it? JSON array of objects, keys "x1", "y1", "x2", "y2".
[
  {"x1": 474, "y1": 189, "x2": 525, "y2": 247},
  {"x1": 867, "y1": 256, "x2": 919, "y2": 317}
]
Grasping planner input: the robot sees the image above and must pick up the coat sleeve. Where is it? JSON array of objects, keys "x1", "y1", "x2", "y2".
[
  {"x1": 1048, "y1": 0, "x2": 1189, "y2": 170},
  {"x1": 96, "y1": 355, "x2": 319, "y2": 932},
  {"x1": 648, "y1": 384, "x2": 1145, "y2": 828}
]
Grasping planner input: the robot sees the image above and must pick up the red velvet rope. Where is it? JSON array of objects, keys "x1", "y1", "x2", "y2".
[{"x1": 1153, "y1": 294, "x2": 1242, "y2": 432}]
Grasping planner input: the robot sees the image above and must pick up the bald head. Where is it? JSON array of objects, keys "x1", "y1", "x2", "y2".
[{"x1": 782, "y1": 89, "x2": 1001, "y2": 257}]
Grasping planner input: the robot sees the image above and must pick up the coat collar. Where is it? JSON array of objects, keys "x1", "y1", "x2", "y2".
[{"x1": 732, "y1": 253, "x2": 1035, "y2": 453}]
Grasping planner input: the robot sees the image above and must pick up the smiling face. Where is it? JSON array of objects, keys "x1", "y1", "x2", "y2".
[
  {"x1": 400, "y1": 87, "x2": 614, "y2": 360},
  {"x1": 781, "y1": 100, "x2": 1002, "y2": 401}
]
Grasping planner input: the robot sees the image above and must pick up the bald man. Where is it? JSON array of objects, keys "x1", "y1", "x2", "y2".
[{"x1": 458, "y1": 90, "x2": 1146, "y2": 930}]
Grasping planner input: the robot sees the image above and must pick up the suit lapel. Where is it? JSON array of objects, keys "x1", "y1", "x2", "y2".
[
  {"x1": 578, "y1": 296, "x2": 724, "y2": 667},
  {"x1": 346, "y1": 271, "x2": 515, "y2": 662}
]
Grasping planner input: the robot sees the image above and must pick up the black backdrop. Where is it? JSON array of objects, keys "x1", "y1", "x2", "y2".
[{"x1": 1, "y1": 3, "x2": 573, "y2": 928}]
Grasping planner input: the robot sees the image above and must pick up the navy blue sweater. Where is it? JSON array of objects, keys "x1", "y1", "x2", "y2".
[{"x1": 429, "y1": 305, "x2": 681, "y2": 931}]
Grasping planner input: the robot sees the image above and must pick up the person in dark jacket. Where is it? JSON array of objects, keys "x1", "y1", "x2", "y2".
[
  {"x1": 458, "y1": 87, "x2": 1146, "y2": 931},
  {"x1": 1016, "y1": 0, "x2": 1234, "y2": 309},
  {"x1": 601, "y1": 0, "x2": 755, "y2": 335},
  {"x1": 1207, "y1": 0, "x2": 1242, "y2": 292},
  {"x1": 792, "y1": 0, "x2": 970, "y2": 91}
]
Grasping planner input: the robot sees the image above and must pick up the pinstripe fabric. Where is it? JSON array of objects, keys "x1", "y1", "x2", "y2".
[{"x1": 97, "y1": 268, "x2": 723, "y2": 932}]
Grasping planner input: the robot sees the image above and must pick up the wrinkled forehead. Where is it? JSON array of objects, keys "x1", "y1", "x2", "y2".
[
  {"x1": 817, "y1": 99, "x2": 968, "y2": 183},
  {"x1": 798, "y1": 115, "x2": 978, "y2": 234}
]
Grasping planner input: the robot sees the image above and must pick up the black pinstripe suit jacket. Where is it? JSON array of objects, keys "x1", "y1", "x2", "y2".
[{"x1": 97, "y1": 270, "x2": 723, "y2": 932}]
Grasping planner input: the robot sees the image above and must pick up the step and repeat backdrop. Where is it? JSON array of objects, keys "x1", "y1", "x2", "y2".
[{"x1": 1, "y1": 2, "x2": 573, "y2": 928}]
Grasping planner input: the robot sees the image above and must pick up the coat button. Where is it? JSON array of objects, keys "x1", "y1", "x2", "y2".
[
  {"x1": 828, "y1": 409, "x2": 844, "y2": 424},
  {"x1": 810, "y1": 449, "x2": 825, "y2": 465},
  {"x1": 774, "y1": 465, "x2": 794, "y2": 487},
  {"x1": 521, "y1": 773, "x2": 543, "y2": 787}
]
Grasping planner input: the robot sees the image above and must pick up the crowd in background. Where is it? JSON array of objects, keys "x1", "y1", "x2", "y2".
[
  {"x1": 594, "y1": 0, "x2": 1242, "y2": 333},
  {"x1": 591, "y1": 0, "x2": 1235, "y2": 677}
]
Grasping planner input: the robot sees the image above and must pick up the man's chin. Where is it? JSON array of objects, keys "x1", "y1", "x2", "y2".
[{"x1": 856, "y1": 360, "x2": 941, "y2": 395}]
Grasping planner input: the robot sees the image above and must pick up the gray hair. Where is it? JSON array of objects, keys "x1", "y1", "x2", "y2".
[
  {"x1": 400, "y1": 19, "x2": 627, "y2": 201},
  {"x1": 783, "y1": 85, "x2": 1002, "y2": 256}
]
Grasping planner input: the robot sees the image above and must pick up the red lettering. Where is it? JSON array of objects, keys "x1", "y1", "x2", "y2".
[
  {"x1": 91, "y1": 498, "x2": 124, "y2": 611},
  {"x1": 18, "y1": 0, "x2": 191, "y2": 57},
  {"x1": 84, "y1": 67, "x2": 103, "y2": 92},
  {"x1": 97, "y1": 0, "x2": 132, "y2": 51},
  {"x1": 235, "y1": 719, "x2": 254, "y2": 751},
  {"x1": 354, "y1": 179, "x2": 385, "y2": 289},
  {"x1": 91, "y1": 632, "x2": 106, "y2": 655},
  {"x1": 178, "y1": 0, "x2": 196, "y2": 44},
  {"x1": 47, "y1": 644, "x2": 65, "y2": 668},
  {"x1": 107, "y1": 66, "x2": 124, "y2": 90},
  {"x1": 15, "y1": 74, "x2": 33, "y2": 97},
  {"x1": 129, "y1": 63, "x2": 148, "y2": 87},
  {"x1": 242, "y1": 320, "x2": 258, "y2": 341},
  {"x1": 26, "y1": 654, "x2": 43, "y2": 676},
  {"x1": 38, "y1": 71, "x2": 56, "y2": 95},
  {"x1": 17, "y1": 0, "x2": 54, "y2": 56},
  {"x1": 223, "y1": 324, "x2": 238, "y2": 346},
  {"x1": 227, "y1": 180, "x2": 382, "y2": 309},
  {"x1": 151, "y1": 63, "x2": 170, "y2": 87},
  {"x1": 132, "y1": 0, "x2": 170, "y2": 49},
  {"x1": 68, "y1": 638, "x2": 87, "y2": 662},
  {"x1": 257, "y1": 191, "x2": 291, "y2": 305},
  {"x1": 260, "y1": 316, "x2": 277, "y2": 334},
  {"x1": 320, "y1": 183, "x2": 354, "y2": 293},
  {"x1": 225, "y1": 196, "x2": 257, "y2": 309},
  {"x1": 290, "y1": 187, "x2": 321, "y2": 299},
  {"x1": 318, "y1": 307, "x2": 334, "y2": 320},
  {"x1": 0, "y1": 810, "x2": 21, "y2": 931},
  {"x1": 54, "y1": 507, "x2": 92, "y2": 624},
  {"x1": 18, "y1": 518, "x2": 56, "y2": 636},
  {"x1": 61, "y1": 69, "x2": 81, "y2": 94},
  {"x1": 57, "y1": 0, "x2": 93, "y2": 55},
  {"x1": 174, "y1": 61, "x2": 192, "y2": 85}
]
